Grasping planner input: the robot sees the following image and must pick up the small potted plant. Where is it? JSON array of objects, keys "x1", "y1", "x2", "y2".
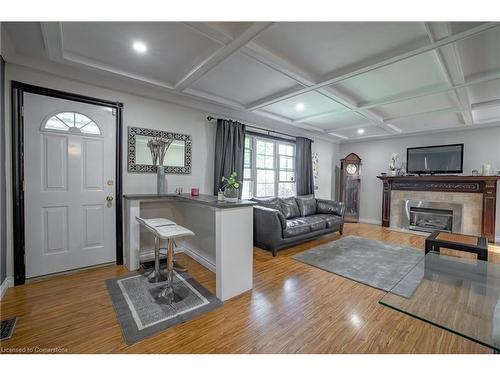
[{"x1": 221, "y1": 172, "x2": 241, "y2": 202}]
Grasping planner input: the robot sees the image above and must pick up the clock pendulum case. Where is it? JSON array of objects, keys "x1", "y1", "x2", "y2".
[{"x1": 339, "y1": 153, "x2": 362, "y2": 223}]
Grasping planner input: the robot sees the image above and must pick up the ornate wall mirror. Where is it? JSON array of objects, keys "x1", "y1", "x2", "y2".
[{"x1": 128, "y1": 127, "x2": 192, "y2": 174}]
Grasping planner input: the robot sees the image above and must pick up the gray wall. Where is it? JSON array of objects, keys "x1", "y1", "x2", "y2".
[
  {"x1": 339, "y1": 126, "x2": 500, "y2": 240},
  {"x1": 311, "y1": 138, "x2": 340, "y2": 200}
]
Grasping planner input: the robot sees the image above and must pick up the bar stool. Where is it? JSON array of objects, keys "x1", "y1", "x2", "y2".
[
  {"x1": 136, "y1": 217, "x2": 174, "y2": 283},
  {"x1": 136, "y1": 217, "x2": 194, "y2": 303}
]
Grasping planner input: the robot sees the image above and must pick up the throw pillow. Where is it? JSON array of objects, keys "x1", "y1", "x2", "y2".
[
  {"x1": 296, "y1": 195, "x2": 316, "y2": 217},
  {"x1": 280, "y1": 197, "x2": 301, "y2": 219}
]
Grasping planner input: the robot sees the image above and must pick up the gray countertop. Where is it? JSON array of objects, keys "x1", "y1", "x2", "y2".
[{"x1": 122, "y1": 193, "x2": 256, "y2": 209}]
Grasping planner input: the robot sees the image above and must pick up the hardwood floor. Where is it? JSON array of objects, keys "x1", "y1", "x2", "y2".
[{"x1": 1, "y1": 223, "x2": 499, "y2": 354}]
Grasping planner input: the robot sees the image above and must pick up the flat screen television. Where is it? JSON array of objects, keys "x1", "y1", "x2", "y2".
[{"x1": 406, "y1": 144, "x2": 464, "y2": 174}]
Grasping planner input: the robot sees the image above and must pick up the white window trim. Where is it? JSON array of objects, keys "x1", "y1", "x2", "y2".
[
  {"x1": 243, "y1": 134, "x2": 296, "y2": 199},
  {"x1": 41, "y1": 111, "x2": 103, "y2": 137}
]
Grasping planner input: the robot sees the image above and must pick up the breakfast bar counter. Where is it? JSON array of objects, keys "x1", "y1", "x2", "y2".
[{"x1": 123, "y1": 193, "x2": 256, "y2": 301}]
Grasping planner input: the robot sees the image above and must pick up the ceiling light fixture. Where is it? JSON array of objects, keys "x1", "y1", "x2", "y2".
[
  {"x1": 295, "y1": 103, "x2": 305, "y2": 111},
  {"x1": 132, "y1": 41, "x2": 147, "y2": 54},
  {"x1": 357, "y1": 129, "x2": 365, "y2": 135}
]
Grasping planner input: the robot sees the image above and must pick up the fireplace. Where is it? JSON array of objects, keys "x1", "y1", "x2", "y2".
[
  {"x1": 402, "y1": 200, "x2": 463, "y2": 234},
  {"x1": 377, "y1": 175, "x2": 500, "y2": 242},
  {"x1": 409, "y1": 207, "x2": 453, "y2": 232}
]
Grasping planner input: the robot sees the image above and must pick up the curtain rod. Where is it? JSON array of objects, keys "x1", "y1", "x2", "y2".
[{"x1": 206, "y1": 116, "x2": 302, "y2": 141}]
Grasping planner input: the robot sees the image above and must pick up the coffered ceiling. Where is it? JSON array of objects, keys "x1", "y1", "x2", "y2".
[{"x1": 2, "y1": 21, "x2": 500, "y2": 142}]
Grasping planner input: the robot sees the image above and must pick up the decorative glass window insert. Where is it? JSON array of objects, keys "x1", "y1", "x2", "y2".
[
  {"x1": 44, "y1": 112, "x2": 101, "y2": 135},
  {"x1": 242, "y1": 134, "x2": 296, "y2": 199}
]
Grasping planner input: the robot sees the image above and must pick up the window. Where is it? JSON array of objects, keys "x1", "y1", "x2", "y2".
[
  {"x1": 44, "y1": 112, "x2": 101, "y2": 135},
  {"x1": 242, "y1": 134, "x2": 296, "y2": 199}
]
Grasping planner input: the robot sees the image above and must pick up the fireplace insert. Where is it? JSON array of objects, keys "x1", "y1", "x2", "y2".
[{"x1": 409, "y1": 206, "x2": 453, "y2": 233}]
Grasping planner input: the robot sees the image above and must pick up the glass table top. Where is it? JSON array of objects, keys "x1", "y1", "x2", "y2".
[{"x1": 379, "y1": 251, "x2": 500, "y2": 352}]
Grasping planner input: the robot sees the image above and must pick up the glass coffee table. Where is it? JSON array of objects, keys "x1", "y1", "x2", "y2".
[{"x1": 380, "y1": 251, "x2": 500, "y2": 352}]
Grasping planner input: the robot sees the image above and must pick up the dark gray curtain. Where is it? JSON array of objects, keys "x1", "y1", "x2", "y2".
[
  {"x1": 296, "y1": 137, "x2": 314, "y2": 196},
  {"x1": 213, "y1": 119, "x2": 246, "y2": 197}
]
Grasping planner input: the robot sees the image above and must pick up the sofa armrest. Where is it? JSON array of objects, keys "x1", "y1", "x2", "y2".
[
  {"x1": 253, "y1": 205, "x2": 286, "y2": 230},
  {"x1": 316, "y1": 199, "x2": 345, "y2": 219},
  {"x1": 253, "y1": 206, "x2": 286, "y2": 250}
]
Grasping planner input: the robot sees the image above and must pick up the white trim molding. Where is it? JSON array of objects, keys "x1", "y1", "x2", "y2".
[{"x1": 0, "y1": 276, "x2": 14, "y2": 300}]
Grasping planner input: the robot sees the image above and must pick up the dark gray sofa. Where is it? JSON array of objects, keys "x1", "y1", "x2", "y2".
[{"x1": 251, "y1": 195, "x2": 345, "y2": 256}]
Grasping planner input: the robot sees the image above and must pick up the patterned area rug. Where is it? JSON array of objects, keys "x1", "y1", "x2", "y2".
[
  {"x1": 293, "y1": 235, "x2": 424, "y2": 296},
  {"x1": 106, "y1": 271, "x2": 222, "y2": 345}
]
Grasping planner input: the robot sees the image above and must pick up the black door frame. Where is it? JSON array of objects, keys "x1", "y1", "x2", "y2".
[{"x1": 11, "y1": 81, "x2": 124, "y2": 285}]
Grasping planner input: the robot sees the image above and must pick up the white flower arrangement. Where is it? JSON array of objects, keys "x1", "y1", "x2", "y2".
[
  {"x1": 389, "y1": 153, "x2": 399, "y2": 171},
  {"x1": 147, "y1": 137, "x2": 173, "y2": 166}
]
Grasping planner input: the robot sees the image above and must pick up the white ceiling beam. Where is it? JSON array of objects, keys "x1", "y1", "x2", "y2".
[
  {"x1": 472, "y1": 98, "x2": 500, "y2": 110},
  {"x1": 444, "y1": 23, "x2": 474, "y2": 125},
  {"x1": 426, "y1": 22, "x2": 474, "y2": 126},
  {"x1": 384, "y1": 107, "x2": 463, "y2": 123},
  {"x1": 40, "y1": 22, "x2": 64, "y2": 61},
  {"x1": 174, "y1": 22, "x2": 274, "y2": 91},
  {"x1": 241, "y1": 43, "x2": 316, "y2": 86},
  {"x1": 253, "y1": 109, "x2": 329, "y2": 134},
  {"x1": 360, "y1": 71, "x2": 500, "y2": 110},
  {"x1": 246, "y1": 22, "x2": 500, "y2": 111},
  {"x1": 182, "y1": 88, "x2": 246, "y2": 110},
  {"x1": 182, "y1": 22, "x2": 231, "y2": 45},
  {"x1": 312, "y1": 87, "x2": 401, "y2": 134},
  {"x1": 327, "y1": 132, "x2": 349, "y2": 140}
]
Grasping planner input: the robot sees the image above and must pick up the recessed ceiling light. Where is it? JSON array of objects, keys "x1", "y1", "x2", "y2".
[
  {"x1": 132, "y1": 41, "x2": 147, "y2": 54},
  {"x1": 357, "y1": 128, "x2": 365, "y2": 135},
  {"x1": 295, "y1": 103, "x2": 305, "y2": 111}
]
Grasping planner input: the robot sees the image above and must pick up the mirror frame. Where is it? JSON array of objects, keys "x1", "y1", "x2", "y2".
[{"x1": 127, "y1": 126, "x2": 192, "y2": 174}]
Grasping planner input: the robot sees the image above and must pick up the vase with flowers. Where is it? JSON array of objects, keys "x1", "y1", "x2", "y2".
[
  {"x1": 221, "y1": 172, "x2": 241, "y2": 202},
  {"x1": 148, "y1": 137, "x2": 173, "y2": 194},
  {"x1": 389, "y1": 153, "x2": 400, "y2": 176}
]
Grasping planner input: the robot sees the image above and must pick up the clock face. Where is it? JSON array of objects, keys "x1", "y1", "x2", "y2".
[{"x1": 346, "y1": 163, "x2": 358, "y2": 175}]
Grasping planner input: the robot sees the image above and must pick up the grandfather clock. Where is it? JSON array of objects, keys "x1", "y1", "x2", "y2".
[{"x1": 340, "y1": 153, "x2": 362, "y2": 223}]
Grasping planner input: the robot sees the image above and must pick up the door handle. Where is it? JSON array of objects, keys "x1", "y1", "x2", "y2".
[{"x1": 106, "y1": 195, "x2": 114, "y2": 202}]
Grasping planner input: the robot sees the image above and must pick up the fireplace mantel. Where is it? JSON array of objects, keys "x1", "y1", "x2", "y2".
[{"x1": 377, "y1": 175, "x2": 500, "y2": 242}]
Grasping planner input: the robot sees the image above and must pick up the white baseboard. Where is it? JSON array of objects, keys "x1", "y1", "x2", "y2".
[
  {"x1": 496, "y1": 236, "x2": 500, "y2": 243},
  {"x1": 181, "y1": 246, "x2": 216, "y2": 273},
  {"x1": 358, "y1": 218, "x2": 382, "y2": 225},
  {"x1": 0, "y1": 276, "x2": 14, "y2": 300}
]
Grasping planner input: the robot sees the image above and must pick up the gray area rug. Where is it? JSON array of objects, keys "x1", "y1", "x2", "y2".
[
  {"x1": 106, "y1": 271, "x2": 222, "y2": 345},
  {"x1": 293, "y1": 236, "x2": 424, "y2": 296}
]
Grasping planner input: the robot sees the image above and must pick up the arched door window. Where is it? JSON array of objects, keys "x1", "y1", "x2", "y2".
[{"x1": 43, "y1": 112, "x2": 101, "y2": 135}]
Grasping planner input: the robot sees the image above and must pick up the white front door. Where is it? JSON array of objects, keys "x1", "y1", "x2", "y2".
[{"x1": 24, "y1": 93, "x2": 117, "y2": 278}]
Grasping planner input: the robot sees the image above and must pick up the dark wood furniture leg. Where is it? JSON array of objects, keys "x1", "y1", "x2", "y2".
[{"x1": 425, "y1": 239, "x2": 434, "y2": 255}]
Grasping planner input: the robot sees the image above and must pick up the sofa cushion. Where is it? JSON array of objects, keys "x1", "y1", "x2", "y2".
[
  {"x1": 280, "y1": 197, "x2": 301, "y2": 219},
  {"x1": 302, "y1": 215, "x2": 327, "y2": 231},
  {"x1": 252, "y1": 197, "x2": 281, "y2": 211},
  {"x1": 314, "y1": 214, "x2": 343, "y2": 228},
  {"x1": 283, "y1": 218, "x2": 310, "y2": 238},
  {"x1": 316, "y1": 199, "x2": 344, "y2": 217},
  {"x1": 296, "y1": 195, "x2": 317, "y2": 217}
]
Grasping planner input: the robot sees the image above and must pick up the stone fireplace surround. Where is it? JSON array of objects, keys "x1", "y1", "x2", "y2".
[
  {"x1": 391, "y1": 192, "x2": 479, "y2": 235},
  {"x1": 377, "y1": 175, "x2": 500, "y2": 242}
]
